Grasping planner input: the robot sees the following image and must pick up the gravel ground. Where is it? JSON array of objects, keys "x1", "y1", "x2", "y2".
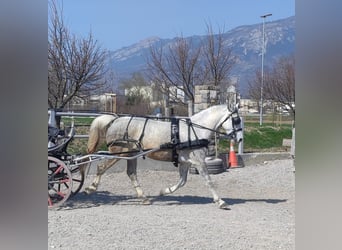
[{"x1": 48, "y1": 158, "x2": 295, "y2": 250}]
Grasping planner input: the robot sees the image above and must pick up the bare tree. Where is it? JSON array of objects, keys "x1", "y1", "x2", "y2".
[
  {"x1": 147, "y1": 36, "x2": 202, "y2": 116},
  {"x1": 147, "y1": 24, "x2": 236, "y2": 116},
  {"x1": 48, "y1": 0, "x2": 108, "y2": 114},
  {"x1": 117, "y1": 72, "x2": 153, "y2": 115},
  {"x1": 264, "y1": 55, "x2": 295, "y2": 117},
  {"x1": 247, "y1": 69, "x2": 262, "y2": 111},
  {"x1": 248, "y1": 55, "x2": 295, "y2": 117},
  {"x1": 202, "y1": 23, "x2": 236, "y2": 103}
]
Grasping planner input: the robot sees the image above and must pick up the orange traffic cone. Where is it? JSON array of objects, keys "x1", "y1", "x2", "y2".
[{"x1": 228, "y1": 139, "x2": 239, "y2": 168}]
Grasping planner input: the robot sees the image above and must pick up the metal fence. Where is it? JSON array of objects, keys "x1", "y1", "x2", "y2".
[{"x1": 48, "y1": 110, "x2": 103, "y2": 138}]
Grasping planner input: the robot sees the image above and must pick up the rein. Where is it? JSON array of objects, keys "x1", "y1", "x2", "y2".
[{"x1": 185, "y1": 111, "x2": 241, "y2": 138}]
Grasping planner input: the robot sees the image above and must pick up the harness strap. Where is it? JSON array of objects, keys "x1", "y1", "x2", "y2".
[
  {"x1": 137, "y1": 118, "x2": 149, "y2": 159},
  {"x1": 186, "y1": 119, "x2": 192, "y2": 148},
  {"x1": 105, "y1": 116, "x2": 118, "y2": 131},
  {"x1": 138, "y1": 118, "x2": 149, "y2": 143},
  {"x1": 187, "y1": 119, "x2": 201, "y2": 146},
  {"x1": 170, "y1": 118, "x2": 207, "y2": 167},
  {"x1": 108, "y1": 116, "x2": 149, "y2": 158},
  {"x1": 170, "y1": 117, "x2": 180, "y2": 167},
  {"x1": 123, "y1": 116, "x2": 134, "y2": 140}
]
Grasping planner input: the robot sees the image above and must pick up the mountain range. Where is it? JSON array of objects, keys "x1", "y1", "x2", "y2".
[{"x1": 107, "y1": 16, "x2": 295, "y2": 97}]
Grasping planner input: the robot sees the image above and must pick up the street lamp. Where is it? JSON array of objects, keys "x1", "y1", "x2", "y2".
[{"x1": 260, "y1": 13, "x2": 272, "y2": 126}]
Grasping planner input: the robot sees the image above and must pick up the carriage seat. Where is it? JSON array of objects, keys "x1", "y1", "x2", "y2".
[{"x1": 48, "y1": 125, "x2": 75, "y2": 154}]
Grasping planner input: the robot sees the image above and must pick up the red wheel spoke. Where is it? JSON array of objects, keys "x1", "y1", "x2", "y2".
[
  {"x1": 58, "y1": 178, "x2": 71, "y2": 184},
  {"x1": 57, "y1": 192, "x2": 65, "y2": 198},
  {"x1": 53, "y1": 165, "x2": 64, "y2": 174}
]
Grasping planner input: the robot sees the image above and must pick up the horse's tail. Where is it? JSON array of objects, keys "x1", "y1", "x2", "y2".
[{"x1": 87, "y1": 114, "x2": 118, "y2": 153}]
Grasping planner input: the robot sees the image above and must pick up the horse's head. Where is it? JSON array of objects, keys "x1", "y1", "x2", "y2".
[{"x1": 221, "y1": 104, "x2": 243, "y2": 143}]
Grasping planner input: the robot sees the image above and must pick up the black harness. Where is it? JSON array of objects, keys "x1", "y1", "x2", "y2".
[
  {"x1": 159, "y1": 117, "x2": 210, "y2": 167},
  {"x1": 106, "y1": 112, "x2": 242, "y2": 167},
  {"x1": 107, "y1": 115, "x2": 148, "y2": 154}
]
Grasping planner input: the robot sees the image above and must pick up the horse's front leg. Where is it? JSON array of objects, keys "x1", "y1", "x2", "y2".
[
  {"x1": 189, "y1": 149, "x2": 229, "y2": 210},
  {"x1": 126, "y1": 159, "x2": 150, "y2": 205},
  {"x1": 160, "y1": 162, "x2": 190, "y2": 195},
  {"x1": 195, "y1": 160, "x2": 229, "y2": 210}
]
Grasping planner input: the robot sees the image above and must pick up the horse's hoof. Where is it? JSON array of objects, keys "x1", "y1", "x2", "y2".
[
  {"x1": 159, "y1": 187, "x2": 171, "y2": 196},
  {"x1": 84, "y1": 186, "x2": 96, "y2": 194},
  {"x1": 218, "y1": 200, "x2": 230, "y2": 210},
  {"x1": 141, "y1": 198, "x2": 151, "y2": 205}
]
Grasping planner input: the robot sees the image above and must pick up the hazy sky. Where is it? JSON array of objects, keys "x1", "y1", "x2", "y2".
[{"x1": 59, "y1": 0, "x2": 295, "y2": 51}]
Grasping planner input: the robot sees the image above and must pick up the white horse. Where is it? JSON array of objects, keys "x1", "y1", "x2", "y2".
[{"x1": 81, "y1": 104, "x2": 242, "y2": 209}]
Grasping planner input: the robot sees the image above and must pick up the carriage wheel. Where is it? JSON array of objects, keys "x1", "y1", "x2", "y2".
[
  {"x1": 48, "y1": 156, "x2": 73, "y2": 208},
  {"x1": 70, "y1": 165, "x2": 84, "y2": 196}
]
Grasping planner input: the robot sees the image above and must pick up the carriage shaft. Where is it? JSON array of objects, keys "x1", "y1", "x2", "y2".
[{"x1": 70, "y1": 147, "x2": 161, "y2": 167}]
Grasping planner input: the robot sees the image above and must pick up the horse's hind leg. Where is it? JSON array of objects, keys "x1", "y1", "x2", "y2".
[
  {"x1": 126, "y1": 159, "x2": 150, "y2": 205},
  {"x1": 84, "y1": 158, "x2": 119, "y2": 194},
  {"x1": 160, "y1": 163, "x2": 190, "y2": 195}
]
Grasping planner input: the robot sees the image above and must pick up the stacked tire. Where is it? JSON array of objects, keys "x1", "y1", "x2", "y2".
[{"x1": 189, "y1": 157, "x2": 225, "y2": 175}]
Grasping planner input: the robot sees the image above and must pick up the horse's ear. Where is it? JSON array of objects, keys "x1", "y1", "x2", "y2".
[
  {"x1": 226, "y1": 85, "x2": 239, "y2": 112},
  {"x1": 227, "y1": 99, "x2": 239, "y2": 113}
]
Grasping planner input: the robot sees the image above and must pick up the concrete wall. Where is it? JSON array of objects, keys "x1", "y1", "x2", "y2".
[{"x1": 194, "y1": 85, "x2": 219, "y2": 113}]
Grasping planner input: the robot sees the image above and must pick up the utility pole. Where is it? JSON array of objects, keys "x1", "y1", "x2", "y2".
[{"x1": 260, "y1": 13, "x2": 272, "y2": 126}]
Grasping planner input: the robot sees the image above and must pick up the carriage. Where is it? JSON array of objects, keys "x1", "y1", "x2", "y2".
[
  {"x1": 48, "y1": 104, "x2": 243, "y2": 209},
  {"x1": 48, "y1": 123, "x2": 84, "y2": 208},
  {"x1": 48, "y1": 120, "x2": 161, "y2": 208}
]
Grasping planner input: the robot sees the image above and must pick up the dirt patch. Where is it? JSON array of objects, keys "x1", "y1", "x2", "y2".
[{"x1": 48, "y1": 159, "x2": 295, "y2": 249}]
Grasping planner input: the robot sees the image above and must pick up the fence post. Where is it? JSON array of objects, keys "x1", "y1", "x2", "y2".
[
  {"x1": 291, "y1": 126, "x2": 295, "y2": 158},
  {"x1": 238, "y1": 117, "x2": 244, "y2": 154},
  {"x1": 48, "y1": 109, "x2": 57, "y2": 127}
]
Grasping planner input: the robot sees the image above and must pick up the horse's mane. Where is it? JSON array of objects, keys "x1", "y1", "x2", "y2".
[{"x1": 191, "y1": 104, "x2": 227, "y2": 123}]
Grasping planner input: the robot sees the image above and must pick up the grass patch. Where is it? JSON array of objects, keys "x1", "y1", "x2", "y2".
[
  {"x1": 219, "y1": 124, "x2": 292, "y2": 153},
  {"x1": 62, "y1": 117, "x2": 94, "y2": 126},
  {"x1": 244, "y1": 126, "x2": 292, "y2": 149}
]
